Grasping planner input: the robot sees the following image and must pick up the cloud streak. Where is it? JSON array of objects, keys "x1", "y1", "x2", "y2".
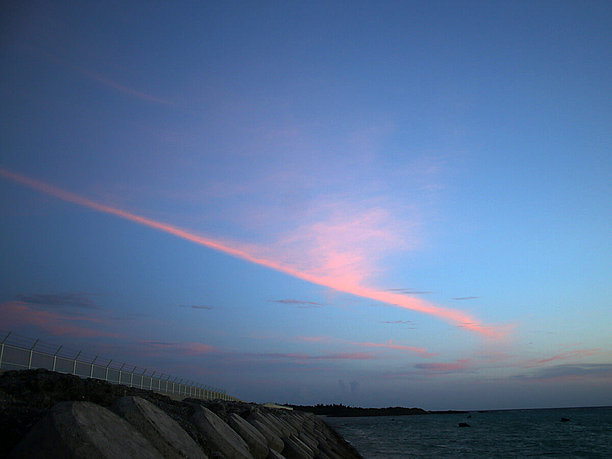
[
  {"x1": 531, "y1": 349, "x2": 601, "y2": 366},
  {"x1": 179, "y1": 305, "x2": 214, "y2": 310},
  {"x1": 139, "y1": 340, "x2": 217, "y2": 356},
  {"x1": 387, "y1": 288, "x2": 432, "y2": 295},
  {"x1": 0, "y1": 168, "x2": 501, "y2": 337},
  {"x1": 270, "y1": 299, "x2": 323, "y2": 308},
  {"x1": 414, "y1": 359, "x2": 472, "y2": 373},
  {"x1": 0, "y1": 301, "x2": 120, "y2": 338},
  {"x1": 357, "y1": 340, "x2": 435, "y2": 357},
  {"x1": 261, "y1": 352, "x2": 375, "y2": 362},
  {"x1": 513, "y1": 364, "x2": 612, "y2": 382},
  {"x1": 14, "y1": 292, "x2": 99, "y2": 309},
  {"x1": 79, "y1": 69, "x2": 174, "y2": 106}
]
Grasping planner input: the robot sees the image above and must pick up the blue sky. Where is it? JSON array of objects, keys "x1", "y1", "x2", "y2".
[{"x1": 1, "y1": 0, "x2": 611, "y2": 410}]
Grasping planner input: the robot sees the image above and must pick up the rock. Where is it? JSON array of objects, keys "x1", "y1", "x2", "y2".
[
  {"x1": 277, "y1": 412, "x2": 303, "y2": 432},
  {"x1": 265, "y1": 413, "x2": 295, "y2": 437},
  {"x1": 267, "y1": 448, "x2": 286, "y2": 459},
  {"x1": 282, "y1": 435, "x2": 313, "y2": 459},
  {"x1": 228, "y1": 413, "x2": 269, "y2": 459},
  {"x1": 561, "y1": 417, "x2": 570, "y2": 422},
  {"x1": 113, "y1": 396, "x2": 206, "y2": 458},
  {"x1": 10, "y1": 401, "x2": 162, "y2": 458},
  {"x1": 250, "y1": 411, "x2": 285, "y2": 438},
  {"x1": 1, "y1": 370, "x2": 362, "y2": 459},
  {"x1": 250, "y1": 419, "x2": 285, "y2": 452},
  {"x1": 458, "y1": 422, "x2": 471, "y2": 427},
  {"x1": 297, "y1": 431, "x2": 318, "y2": 451},
  {"x1": 192, "y1": 405, "x2": 253, "y2": 459}
]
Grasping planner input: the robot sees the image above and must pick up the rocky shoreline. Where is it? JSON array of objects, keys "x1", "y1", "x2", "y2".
[{"x1": 0, "y1": 369, "x2": 362, "y2": 458}]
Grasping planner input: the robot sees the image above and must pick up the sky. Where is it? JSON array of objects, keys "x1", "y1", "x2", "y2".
[{"x1": 1, "y1": 1, "x2": 611, "y2": 410}]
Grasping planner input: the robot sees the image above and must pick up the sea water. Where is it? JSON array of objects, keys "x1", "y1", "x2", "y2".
[{"x1": 324, "y1": 406, "x2": 612, "y2": 458}]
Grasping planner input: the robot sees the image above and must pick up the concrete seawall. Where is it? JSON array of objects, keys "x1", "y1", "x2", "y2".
[{"x1": 0, "y1": 369, "x2": 362, "y2": 458}]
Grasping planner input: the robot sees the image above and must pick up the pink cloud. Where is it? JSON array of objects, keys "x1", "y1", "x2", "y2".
[
  {"x1": 296, "y1": 336, "x2": 332, "y2": 343},
  {"x1": 531, "y1": 349, "x2": 601, "y2": 366},
  {"x1": 79, "y1": 69, "x2": 174, "y2": 105},
  {"x1": 415, "y1": 359, "x2": 472, "y2": 372},
  {"x1": 139, "y1": 340, "x2": 217, "y2": 356},
  {"x1": 31, "y1": 46, "x2": 173, "y2": 106},
  {"x1": 357, "y1": 340, "x2": 436, "y2": 357},
  {"x1": 0, "y1": 301, "x2": 121, "y2": 338},
  {"x1": 264, "y1": 352, "x2": 375, "y2": 361},
  {"x1": 0, "y1": 168, "x2": 503, "y2": 337}
]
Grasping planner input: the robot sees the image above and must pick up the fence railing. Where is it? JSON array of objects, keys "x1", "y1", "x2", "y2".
[{"x1": 0, "y1": 330, "x2": 240, "y2": 401}]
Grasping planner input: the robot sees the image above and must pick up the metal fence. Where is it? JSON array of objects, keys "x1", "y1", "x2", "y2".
[{"x1": 0, "y1": 330, "x2": 240, "y2": 401}]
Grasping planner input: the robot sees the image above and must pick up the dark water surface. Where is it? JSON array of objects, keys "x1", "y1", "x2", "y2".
[{"x1": 324, "y1": 407, "x2": 612, "y2": 458}]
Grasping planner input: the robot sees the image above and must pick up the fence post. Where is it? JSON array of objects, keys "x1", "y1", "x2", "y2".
[
  {"x1": 150, "y1": 371, "x2": 155, "y2": 390},
  {"x1": 130, "y1": 366, "x2": 136, "y2": 387},
  {"x1": 118, "y1": 363, "x2": 126, "y2": 384},
  {"x1": 141, "y1": 368, "x2": 147, "y2": 389},
  {"x1": 0, "y1": 331, "x2": 11, "y2": 369},
  {"x1": 73, "y1": 351, "x2": 82, "y2": 375},
  {"x1": 90, "y1": 356, "x2": 98, "y2": 378},
  {"x1": 105, "y1": 360, "x2": 112, "y2": 381},
  {"x1": 52, "y1": 345, "x2": 62, "y2": 372},
  {"x1": 28, "y1": 339, "x2": 40, "y2": 369}
]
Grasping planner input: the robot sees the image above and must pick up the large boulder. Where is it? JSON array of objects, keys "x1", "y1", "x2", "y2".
[
  {"x1": 192, "y1": 405, "x2": 253, "y2": 459},
  {"x1": 281, "y1": 435, "x2": 313, "y2": 459},
  {"x1": 10, "y1": 401, "x2": 162, "y2": 458},
  {"x1": 297, "y1": 431, "x2": 318, "y2": 452},
  {"x1": 249, "y1": 411, "x2": 284, "y2": 438},
  {"x1": 228, "y1": 413, "x2": 269, "y2": 459},
  {"x1": 249, "y1": 418, "x2": 284, "y2": 452},
  {"x1": 113, "y1": 396, "x2": 206, "y2": 458},
  {"x1": 266, "y1": 449, "x2": 286, "y2": 459}
]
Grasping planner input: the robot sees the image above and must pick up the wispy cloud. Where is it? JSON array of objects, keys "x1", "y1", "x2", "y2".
[
  {"x1": 357, "y1": 340, "x2": 436, "y2": 357},
  {"x1": 261, "y1": 352, "x2": 375, "y2": 361},
  {"x1": 32, "y1": 46, "x2": 174, "y2": 106},
  {"x1": 513, "y1": 364, "x2": 612, "y2": 381},
  {"x1": 530, "y1": 349, "x2": 601, "y2": 366},
  {"x1": 414, "y1": 359, "x2": 472, "y2": 373},
  {"x1": 179, "y1": 304, "x2": 214, "y2": 310},
  {"x1": 296, "y1": 336, "x2": 333, "y2": 343},
  {"x1": 14, "y1": 292, "x2": 99, "y2": 309},
  {"x1": 387, "y1": 288, "x2": 432, "y2": 295},
  {"x1": 381, "y1": 320, "x2": 415, "y2": 325},
  {"x1": 452, "y1": 296, "x2": 479, "y2": 301},
  {"x1": 270, "y1": 299, "x2": 323, "y2": 308},
  {"x1": 0, "y1": 301, "x2": 120, "y2": 338},
  {"x1": 0, "y1": 168, "x2": 503, "y2": 337},
  {"x1": 78, "y1": 69, "x2": 174, "y2": 106},
  {"x1": 139, "y1": 340, "x2": 217, "y2": 356}
]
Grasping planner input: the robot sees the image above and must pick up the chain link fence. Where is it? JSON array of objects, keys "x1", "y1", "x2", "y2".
[{"x1": 0, "y1": 330, "x2": 239, "y2": 401}]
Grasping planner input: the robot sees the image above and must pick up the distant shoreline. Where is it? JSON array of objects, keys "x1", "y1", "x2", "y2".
[
  {"x1": 285, "y1": 403, "x2": 612, "y2": 417},
  {"x1": 284, "y1": 403, "x2": 468, "y2": 417}
]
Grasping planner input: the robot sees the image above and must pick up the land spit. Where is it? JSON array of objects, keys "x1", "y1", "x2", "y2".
[{"x1": 0, "y1": 369, "x2": 362, "y2": 458}]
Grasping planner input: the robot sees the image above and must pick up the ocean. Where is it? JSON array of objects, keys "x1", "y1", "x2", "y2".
[{"x1": 323, "y1": 406, "x2": 612, "y2": 458}]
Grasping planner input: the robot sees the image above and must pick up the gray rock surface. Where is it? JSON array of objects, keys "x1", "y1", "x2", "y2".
[
  {"x1": 249, "y1": 418, "x2": 284, "y2": 452},
  {"x1": 113, "y1": 396, "x2": 206, "y2": 458},
  {"x1": 281, "y1": 435, "x2": 312, "y2": 459},
  {"x1": 10, "y1": 401, "x2": 162, "y2": 458},
  {"x1": 250, "y1": 411, "x2": 285, "y2": 439},
  {"x1": 192, "y1": 405, "x2": 253, "y2": 459},
  {"x1": 297, "y1": 431, "x2": 318, "y2": 452},
  {"x1": 266, "y1": 449, "x2": 286, "y2": 459},
  {"x1": 1, "y1": 370, "x2": 362, "y2": 459},
  {"x1": 228, "y1": 412, "x2": 269, "y2": 459}
]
